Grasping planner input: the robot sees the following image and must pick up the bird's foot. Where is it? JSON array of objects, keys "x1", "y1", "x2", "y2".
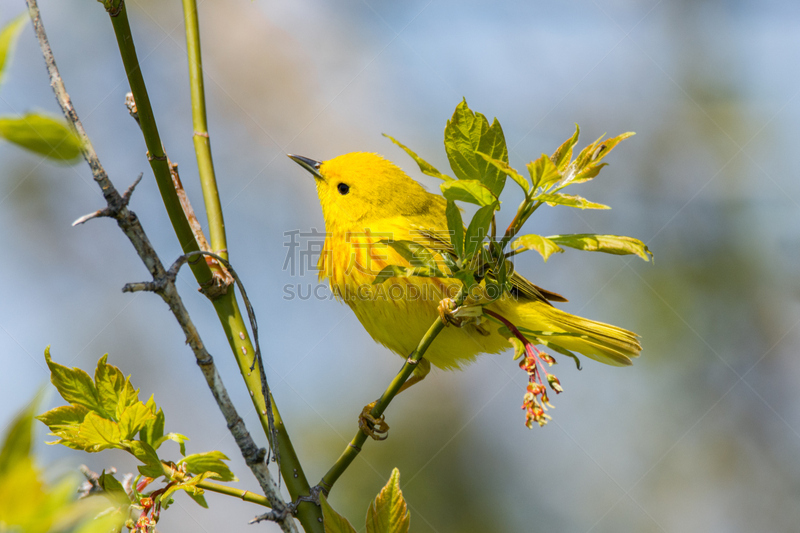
[
  {"x1": 438, "y1": 298, "x2": 463, "y2": 327},
  {"x1": 358, "y1": 401, "x2": 389, "y2": 441},
  {"x1": 439, "y1": 299, "x2": 488, "y2": 333}
]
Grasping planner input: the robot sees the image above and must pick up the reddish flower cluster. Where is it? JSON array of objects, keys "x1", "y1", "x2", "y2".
[{"x1": 519, "y1": 341, "x2": 562, "y2": 428}]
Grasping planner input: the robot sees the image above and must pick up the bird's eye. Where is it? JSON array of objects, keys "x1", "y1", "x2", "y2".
[{"x1": 337, "y1": 183, "x2": 350, "y2": 195}]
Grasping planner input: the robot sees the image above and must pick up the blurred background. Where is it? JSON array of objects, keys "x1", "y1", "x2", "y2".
[{"x1": 1, "y1": 0, "x2": 799, "y2": 531}]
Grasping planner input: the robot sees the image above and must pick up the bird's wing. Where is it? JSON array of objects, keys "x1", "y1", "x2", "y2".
[{"x1": 410, "y1": 226, "x2": 568, "y2": 305}]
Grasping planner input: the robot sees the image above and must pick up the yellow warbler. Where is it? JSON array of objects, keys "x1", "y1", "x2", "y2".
[{"x1": 289, "y1": 152, "x2": 641, "y2": 373}]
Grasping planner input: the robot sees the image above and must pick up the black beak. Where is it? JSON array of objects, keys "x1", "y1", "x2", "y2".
[{"x1": 288, "y1": 154, "x2": 323, "y2": 180}]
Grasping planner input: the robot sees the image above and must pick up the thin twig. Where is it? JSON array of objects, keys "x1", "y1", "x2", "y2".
[{"x1": 25, "y1": 3, "x2": 296, "y2": 531}]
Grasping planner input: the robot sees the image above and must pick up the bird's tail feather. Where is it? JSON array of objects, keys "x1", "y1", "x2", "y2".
[{"x1": 519, "y1": 303, "x2": 641, "y2": 367}]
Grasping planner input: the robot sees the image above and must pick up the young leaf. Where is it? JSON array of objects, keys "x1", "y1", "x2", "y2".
[
  {"x1": 464, "y1": 203, "x2": 496, "y2": 258},
  {"x1": 382, "y1": 240, "x2": 437, "y2": 269},
  {"x1": 179, "y1": 451, "x2": 237, "y2": 482},
  {"x1": 589, "y1": 131, "x2": 635, "y2": 165},
  {"x1": 160, "y1": 471, "x2": 215, "y2": 507},
  {"x1": 551, "y1": 124, "x2": 580, "y2": 170},
  {"x1": 453, "y1": 269, "x2": 476, "y2": 290},
  {"x1": 372, "y1": 264, "x2": 445, "y2": 285},
  {"x1": 0, "y1": 13, "x2": 28, "y2": 89},
  {"x1": 0, "y1": 113, "x2": 83, "y2": 161},
  {"x1": 366, "y1": 468, "x2": 410, "y2": 533},
  {"x1": 548, "y1": 234, "x2": 653, "y2": 261},
  {"x1": 562, "y1": 131, "x2": 635, "y2": 188},
  {"x1": 444, "y1": 99, "x2": 508, "y2": 197},
  {"x1": 382, "y1": 134, "x2": 452, "y2": 181},
  {"x1": 186, "y1": 491, "x2": 209, "y2": 509},
  {"x1": 535, "y1": 193, "x2": 610, "y2": 210},
  {"x1": 372, "y1": 265, "x2": 411, "y2": 285},
  {"x1": 139, "y1": 407, "x2": 165, "y2": 449},
  {"x1": 44, "y1": 347, "x2": 105, "y2": 415},
  {"x1": 568, "y1": 162, "x2": 607, "y2": 186},
  {"x1": 125, "y1": 440, "x2": 163, "y2": 478},
  {"x1": 320, "y1": 494, "x2": 358, "y2": 533},
  {"x1": 0, "y1": 398, "x2": 36, "y2": 476},
  {"x1": 440, "y1": 179, "x2": 497, "y2": 207},
  {"x1": 77, "y1": 412, "x2": 122, "y2": 452},
  {"x1": 157, "y1": 432, "x2": 189, "y2": 456},
  {"x1": 97, "y1": 471, "x2": 127, "y2": 498},
  {"x1": 94, "y1": 354, "x2": 134, "y2": 420},
  {"x1": 507, "y1": 336, "x2": 526, "y2": 360},
  {"x1": 476, "y1": 151, "x2": 530, "y2": 194},
  {"x1": 527, "y1": 154, "x2": 561, "y2": 190},
  {"x1": 574, "y1": 132, "x2": 635, "y2": 169},
  {"x1": 445, "y1": 200, "x2": 464, "y2": 258},
  {"x1": 36, "y1": 404, "x2": 88, "y2": 430},
  {"x1": 510, "y1": 235, "x2": 564, "y2": 262},
  {"x1": 118, "y1": 402, "x2": 155, "y2": 441}
]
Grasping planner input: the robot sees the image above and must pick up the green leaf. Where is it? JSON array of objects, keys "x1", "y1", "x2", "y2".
[
  {"x1": 527, "y1": 154, "x2": 561, "y2": 190},
  {"x1": 453, "y1": 269, "x2": 476, "y2": 290},
  {"x1": 94, "y1": 354, "x2": 134, "y2": 420},
  {"x1": 118, "y1": 402, "x2": 155, "y2": 441},
  {"x1": 114, "y1": 378, "x2": 140, "y2": 422},
  {"x1": 464, "y1": 203, "x2": 497, "y2": 259},
  {"x1": 510, "y1": 234, "x2": 564, "y2": 262},
  {"x1": 0, "y1": 113, "x2": 83, "y2": 161},
  {"x1": 445, "y1": 200, "x2": 464, "y2": 258},
  {"x1": 551, "y1": 124, "x2": 580, "y2": 171},
  {"x1": 548, "y1": 234, "x2": 653, "y2": 261},
  {"x1": 77, "y1": 412, "x2": 122, "y2": 452},
  {"x1": 44, "y1": 347, "x2": 105, "y2": 415},
  {"x1": 139, "y1": 405, "x2": 165, "y2": 449},
  {"x1": 382, "y1": 134, "x2": 452, "y2": 181},
  {"x1": 381, "y1": 240, "x2": 437, "y2": 269},
  {"x1": 562, "y1": 131, "x2": 635, "y2": 188},
  {"x1": 535, "y1": 192, "x2": 610, "y2": 210},
  {"x1": 506, "y1": 336, "x2": 526, "y2": 360},
  {"x1": 476, "y1": 151, "x2": 529, "y2": 194},
  {"x1": 0, "y1": 13, "x2": 28, "y2": 89},
  {"x1": 179, "y1": 451, "x2": 237, "y2": 483},
  {"x1": 97, "y1": 471, "x2": 127, "y2": 498},
  {"x1": 155, "y1": 432, "x2": 189, "y2": 456},
  {"x1": 444, "y1": 99, "x2": 508, "y2": 197},
  {"x1": 440, "y1": 179, "x2": 497, "y2": 207},
  {"x1": 0, "y1": 398, "x2": 37, "y2": 476},
  {"x1": 366, "y1": 468, "x2": 410, "y2": 533},
  {"x1": 36, "y1": 404, "x2": 89, "y2": 430},
  {"x1": 320, "y1": 494, "x2": 358, "y2": 533},
  {"x1": 125, "y1": 440, "x2": 163, "y2": 478},
  {"x1": 161, "y1": 471, "x2": 217, "y2": 507},
  {"x1": 574, "y1": 132, "x2": 635, "y2": 169},
  {"x1": 372, "y1": 264, "x2": 444, "y2": 285},
  {"x1": 186, "y1": 491, "x2": 209, "y2": 508}
]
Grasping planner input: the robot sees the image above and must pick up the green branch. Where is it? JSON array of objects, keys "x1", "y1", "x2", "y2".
[
  {"x1": 107, "y1": 3, "x2": 214, "y2": 287},
  {"x1": 320, "y1": 288, "x2": 466, "y2": 490},
  {"x1": 181, "y1": 0, "x2": 227, "y2": 260},
  {"x1": 163, "y1": 462, "x2": 272, "y2": 507},
  {"x1": 106, "y1": 4, "x2": 320, "y2": 531}
]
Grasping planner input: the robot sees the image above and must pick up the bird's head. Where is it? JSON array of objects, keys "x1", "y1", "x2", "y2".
[{"x1": 289, "y1": 152, "x2": 435, "y2": 230}]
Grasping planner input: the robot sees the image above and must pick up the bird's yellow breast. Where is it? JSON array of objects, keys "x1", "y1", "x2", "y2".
[{"x1": 318, "y1": 217, "x2": 509, "y2": 369}]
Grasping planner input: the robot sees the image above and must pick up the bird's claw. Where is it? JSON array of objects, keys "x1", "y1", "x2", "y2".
[
  {"x1": 359, "y1": 401, "x2": 389, "y2": 441},
  {"x1": 438, "y1": 298, "x2": 464, "y2": 327}
]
